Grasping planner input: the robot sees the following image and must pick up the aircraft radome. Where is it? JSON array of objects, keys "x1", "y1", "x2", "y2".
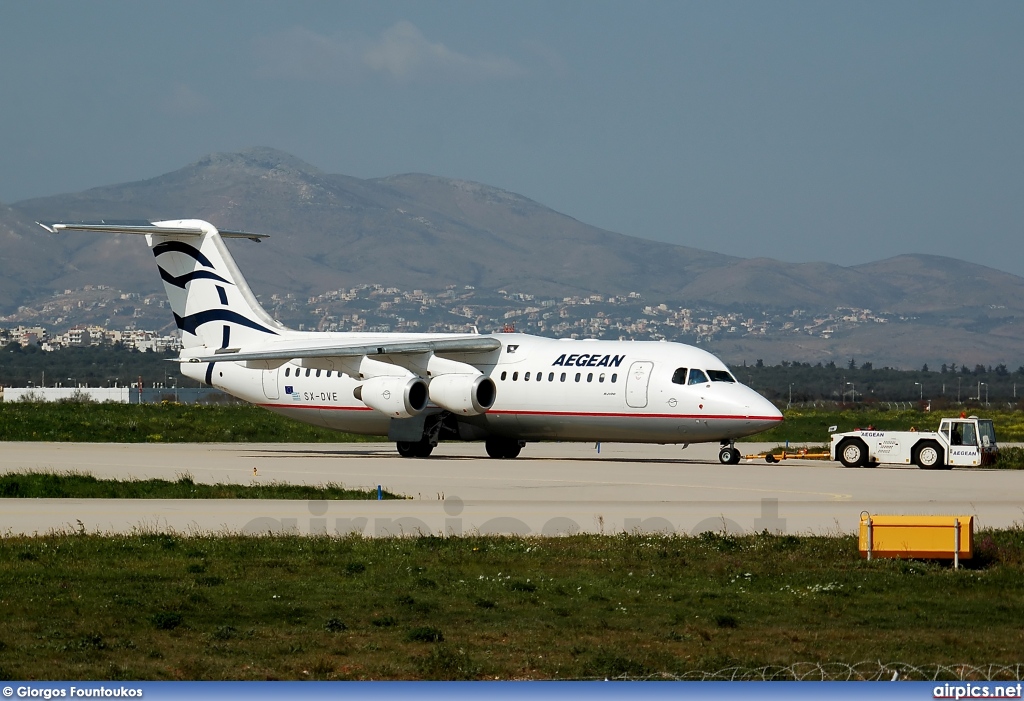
[{"x1": 38, "y1": 219, "x2": 783, "y2": 463}]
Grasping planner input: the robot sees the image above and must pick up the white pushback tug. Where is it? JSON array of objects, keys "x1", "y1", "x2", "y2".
[
  {"x1": 39, "y1": 218, "x2": 783, "y2": 462},
  {"x1": 830, "y1": 415, "x2": 998, "y2": 469}
]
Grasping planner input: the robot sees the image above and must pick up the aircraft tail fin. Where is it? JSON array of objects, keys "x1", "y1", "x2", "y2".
[{"x1": 38, "y1": 219, "x2": 287, "y2": 349}]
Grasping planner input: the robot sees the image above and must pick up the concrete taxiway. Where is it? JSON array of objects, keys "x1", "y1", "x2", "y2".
[{"x1": 1, "y1": 441, "x2": 1022, "y2": 536}]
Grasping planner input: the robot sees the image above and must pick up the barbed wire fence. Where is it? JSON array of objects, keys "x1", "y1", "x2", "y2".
[{"x1": 591, "y1": 662, "x2": 1024, "y2": 681}]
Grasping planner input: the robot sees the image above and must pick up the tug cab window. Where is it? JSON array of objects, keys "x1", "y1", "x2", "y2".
[
  {"x1": 950, "y1": 421, "x2": 977, "y2": 447},
  {"x1": 688, "y1": 369, "x2": 708, "y2": 385},
  {"x1": 672, "y1": 368, "x2": 688, "y2": 385},
  {"x1": 979, "y1": 420, "x2": 996, "y2": 447}
]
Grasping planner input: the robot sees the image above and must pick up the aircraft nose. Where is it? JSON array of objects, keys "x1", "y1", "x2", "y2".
[{"x1": 745, "y1": 389, "x2": 783, "y2": 429}]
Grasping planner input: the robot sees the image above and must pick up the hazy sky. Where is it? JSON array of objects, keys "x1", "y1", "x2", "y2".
[{"x1": 2, "y1": 1, "x2": 1023, "y2": 276}]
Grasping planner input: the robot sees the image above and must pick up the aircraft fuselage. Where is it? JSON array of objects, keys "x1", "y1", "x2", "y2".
[{"x1": 186, "y1": 332, "x2": 781, "y2": 444}]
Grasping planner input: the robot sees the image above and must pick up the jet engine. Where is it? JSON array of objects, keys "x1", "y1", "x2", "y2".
[
  {"x1": 428, "y1": 373, "x2": 496, "y2": 416},
  {"x1": 354, "y1": 375, "x2": 428, "y2": 419}
]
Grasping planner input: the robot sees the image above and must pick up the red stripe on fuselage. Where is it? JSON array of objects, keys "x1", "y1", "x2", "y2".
[
  {"x1": 495, "y1": 411, "x2": 782, "y2": 421},
  {"x1": 260, "y1": 403, "x2": 375, "y2": 411},
  {"x1": 257, "y1": 403, "x2": 782, "y2": 422}
]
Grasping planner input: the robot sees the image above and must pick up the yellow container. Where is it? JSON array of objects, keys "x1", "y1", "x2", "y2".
[{"x1": 858, "y1": 514, "x2": 973, "y2": 560}]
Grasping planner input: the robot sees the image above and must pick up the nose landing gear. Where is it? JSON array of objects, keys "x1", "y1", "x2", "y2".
[{"x1": 718, "y1": 441, "x2": 741, "y2": 465}]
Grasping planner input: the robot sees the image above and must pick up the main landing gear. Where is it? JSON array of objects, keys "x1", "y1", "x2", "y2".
[
  {"x1": 485, "y1": 438, "x2": 524, "y2": 459},
  {"x1": 396, "y1": 438, "x2": 434, "y2": 458},
  {"x1": 718, "y1": 441, "x2": 741, "y2": 465},
  {"x1": 396, "y1": 438, "x2": 524, "y2": 459}
]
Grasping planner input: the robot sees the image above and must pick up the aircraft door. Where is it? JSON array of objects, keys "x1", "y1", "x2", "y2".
[
  {"x1": 262, "y1": 366, "x2": 280, "y2": 400},
  {"x1": 626, "y1": 361, "x2": 654, "y2": 408}
]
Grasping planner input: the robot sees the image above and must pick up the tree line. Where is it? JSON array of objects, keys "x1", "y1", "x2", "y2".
[
  {"x1": 739, "y1": 358, "x2": 1024, "y2": 406},
  {"x1": 1, "y1": 343, "x2": 189, "y2": 389},
  {"x1": 3, "y1": 343, "x2": 1023, "y2": 407}
]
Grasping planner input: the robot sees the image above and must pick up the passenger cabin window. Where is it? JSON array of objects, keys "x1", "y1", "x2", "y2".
[
  {"x1": 707, "y1": 370, "x2": 735, "y2": 383},
  {"x1": 560, "y1": 373, "x2": 566, "y2": 382},
  {"x1": 548, "y1": 372, "x2": 554, "y2": 381},
  {"x1": 611, "y1": 373, "x2": 617, "y2": 383},
  {"x1": 525, "y1": 372, "x2": 531, "y2": 381},
  {"x1": 599, "y1": 373, "x2": 605, "y2": 383},
  {"x1": 501, "y1": 371, "x2": 507, "y2": 381},
  {"x1": 316, "y1": 369, "x2": 321, "y2": 377},
  {"x1": 285, "y1": 368, "x2": 291, "y2": 377},
  {"x1": 305, "y1": 369, "x2": 311, "y2": 377},
  {"x1": 672, "y1": 368, "x2": 688, "y2": 385},
  {"x1": 513, "y1": 372, "x2": 519, "y2": 381},
  {"x1": 688, "y1": 369, "x2": 708, "y2": 385},
  {"x1": 575, "y1": 373, "x2": 581, "y2": 382},
  {"x1": 587, "y1": 373, "x2": 593, "y2": 382}
]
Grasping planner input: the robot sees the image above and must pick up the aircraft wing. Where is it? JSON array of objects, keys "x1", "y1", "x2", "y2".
[{"x1": 184, "y1": 336, "x2": 502, "y2": 364}]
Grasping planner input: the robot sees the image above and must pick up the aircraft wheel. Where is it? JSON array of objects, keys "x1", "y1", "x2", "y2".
[
  {"x1": 485, "y1": 438, "x2": 522, "y2": 459},
  {"x1": 719, "y1": 447, "x2": 741, "y2": 464},
  {"x1": 836, "y1": 438, "x2": 868, "y2": 468},
  {"x1": 397, "y1": 439, "x2": 434, "y2": 458},
  {"x1": 914, "y1": 441, "x2": 946, "y2": 470}
]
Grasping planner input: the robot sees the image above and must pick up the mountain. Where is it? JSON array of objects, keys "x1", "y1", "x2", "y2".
[
  {"x1": 3, "y1": 147, "x2": 1023, "y2": 367},
  {"x1": 7, "y1": 147, "x2": 738, "y2": 304},
  {"x1": 0, "y1": 201, "x2": 69, "y2": 309}
]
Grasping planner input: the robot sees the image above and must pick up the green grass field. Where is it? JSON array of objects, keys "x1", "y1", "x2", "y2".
[
  {"x1": 1, "y1": 531, "x2": 1023, "y2": 680},
  {"x1": 758, "y1": 407, "x2": 1024, "y2": 443},
  {"x1": 0, "y1": 471, "x2": 402, "y2": 500},
  {"x1": 0, "y1": 402, "x2": 379, "y2": 443},
  {"x1": 3, "y1": 402, "x2": 1024, "y2": 444}
]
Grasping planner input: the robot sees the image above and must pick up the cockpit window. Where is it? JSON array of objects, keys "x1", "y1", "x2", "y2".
[
  {"x1": 688, "y1": 369, "x2": 708, "y2": 385},
  {"x1": 708, "y1": 370, "x2": 735, "y2": 383},
  {"x1": 671, "y1": 368, "x2": 688, "y2": 385}
]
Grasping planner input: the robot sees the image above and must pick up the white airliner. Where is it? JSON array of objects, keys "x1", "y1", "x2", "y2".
[{"x1": 39, "y1": 219, "x2": 783, "y2": 463}]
